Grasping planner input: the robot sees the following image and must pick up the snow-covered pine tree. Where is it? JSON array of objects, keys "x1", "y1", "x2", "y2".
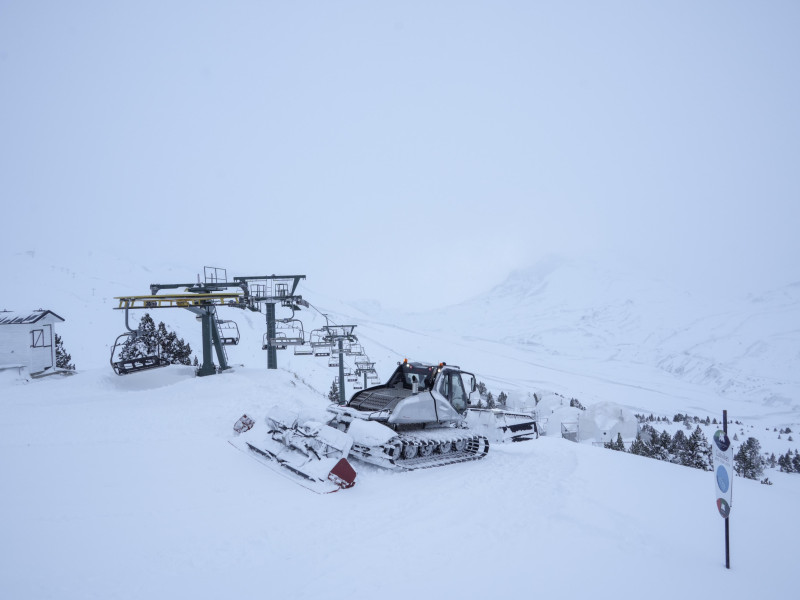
[
  {"x1": 486, "y1": 392, "x2": 496, "y2": 409},
  {"x1": 657, "y1": 430, "x2": 673, "y2": 461},
  {"x1": 734, "y1": 437, "x2": 764, "y2": 479},
  {"x1": 328, "y1": 380, "x2": 340, "y2": 404},
  {"x1": 498, "y1": 391, "x2": 507, "y2": 407},
  {"x1": 54, "y1": 334, "x2": 75, "y2": 370},
  {"x1": 604, "y1": 432, "x2": 626, "y2": 451},
  {"x1": 686, "y1": 426, "x2": 712, "y2": 471},
  {"x1": 118, "y1": 313, "x2": 193, "y2": 365},
  {"x1": 156, "y1": 321, "x2": 192, "y2": 365},
  {"x1": 119, "y1": 313, "x2": 159, "y2": 360},
  {"x1": 670, "y1": 429, "x2": 689, "y2": 466},
  {"x1": 642, "y1": 426, "x2": 668, "y2": 461},
  {"x1": 629, "y1": 433, "x2": 648, "y2": 457},
  {"x1": 767, "y1": 453, "x2": 777, "y2": 469}
]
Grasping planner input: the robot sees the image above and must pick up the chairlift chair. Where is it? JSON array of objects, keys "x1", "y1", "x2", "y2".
[
  {"x1": 355, "y1": 356, "x2": 375, "y2": 372},
  {"x1": 270, "y1": 319, "x2": 305, "y2": 346},
  {"x1": 109, "y1": 331, "x2": 170, "y2": 375},
  {"x1": 344, "y1": 342, "x2": 363, "y2": 356},
  {"x1": 310, "y1": 329, "x2": 332, "y2": 356},
  {"x1": 218, "y1": 320, "x2": 240, "y2": 346},
  {"x1": 263, "y1": 332, "x2": 288, "y2": 350},
  {"x1": 294, "y1": 344, "x2": 313, "y2": 356}
]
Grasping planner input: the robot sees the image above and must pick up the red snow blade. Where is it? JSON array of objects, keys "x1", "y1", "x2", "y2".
[
  {"x1": 328, "y1": 458, "x2": 357, "y2": 489},
  {"x1": 233, "y1": 414, "x2": 255, "y2": 435},
  {"x1": 229, "y1": 411, "x2": 357, "y2": 494}
]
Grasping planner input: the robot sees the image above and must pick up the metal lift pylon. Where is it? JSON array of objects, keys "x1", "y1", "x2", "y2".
[
  {"x1": 322, "y1": 322, "x2": 358, "y2": 404},
  {"x1": 233, "y1": 275, "x2": 307, "y2": 370}
]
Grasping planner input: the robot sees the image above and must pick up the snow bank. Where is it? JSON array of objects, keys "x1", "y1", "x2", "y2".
[{"x1": 578, "y1": 400, "x2": 639, "y2": 444}]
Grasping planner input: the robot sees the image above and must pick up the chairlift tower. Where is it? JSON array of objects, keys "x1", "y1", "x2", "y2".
[
  {"x1": 323, "y1": 323, "x2": 357, "y2": 404},
  {"x1": 354, "y1": 355, "x2": 377, "y2": 390},
  {"x1": 142, "y1": 267, "x2": 249, "y2": 376},
  {"x1": 233, "y1": 275, "x2": 307, "y2": 370}
]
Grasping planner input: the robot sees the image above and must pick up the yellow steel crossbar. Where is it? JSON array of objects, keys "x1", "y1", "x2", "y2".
[{"x1": 114, "y1": 293, "x2": 244, "y2": 309}]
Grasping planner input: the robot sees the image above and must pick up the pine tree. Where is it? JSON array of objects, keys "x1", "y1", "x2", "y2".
[
  {"x1": 686, "y1": 426, "x2": 712, "y2": 471},
  {"x1": 328, "y1": 380, "x2": 340, "y2": 404},
  {"x1": 498, "y1": 391, "x2": 507, "y2": 407},
  {"x1": 778, "y1": 451, "x2": 792, "y2": 472},
  {"x1": 670, "y1": 429, "x2": 689, "y2": 465},
  {"x1": 629, "y1": 433, "x2": 648, "y2": 457},
  {"x1": 486, "y1": 392, "x2": 496, "y2": 409},
  {"x1": 734, "y1": 437, "x2": 764, "y2": 479},
  {"x1": 157, "y1": 321, "x2": 192, "y2": 365},
  {"x1": 119, "y1": 313, "x2": 159, "y2": 360},
  {"x1": 642, "y1": 426, "x2": 668, "y2": 461},
  {"x1": 54, "y1": 334, "x2": 75, "y2": 370},
  {"x1": 119, "y1": 313, "x2": 192, "y2": 365},
  {"x1": 658, "y1": 430, "x2": 673, "y2": 461},
  {"x1": 767, "y1": 453, "x2": 777, "y2": 469},
  {"x1": 604, "y1": 432, "x2": 626, "y2": 452},
  {"x1": 634, "y1": 424, "x2": 654, "y2": 458}
]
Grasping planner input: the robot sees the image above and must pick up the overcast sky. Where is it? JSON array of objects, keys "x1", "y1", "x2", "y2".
[{"x1": 2, "y1": 1, "x2": 798, "y2": 310}]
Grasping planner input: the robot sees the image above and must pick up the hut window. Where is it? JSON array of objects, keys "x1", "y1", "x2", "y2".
[{"x1": 30, "y1": 329, "x2": 50, "y2": 348}]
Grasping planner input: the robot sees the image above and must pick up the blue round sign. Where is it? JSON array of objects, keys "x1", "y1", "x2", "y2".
[{"x1": 716, "y1": 465, "x2": 730, "y2": 493}]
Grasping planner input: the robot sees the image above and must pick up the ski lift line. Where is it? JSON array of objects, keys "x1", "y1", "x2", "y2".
[{"x1": 114, "y1": 294, "x2": 244, "y2": 310}]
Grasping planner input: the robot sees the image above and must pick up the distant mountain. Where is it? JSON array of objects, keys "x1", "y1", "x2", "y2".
[{"x1": 406, "y1": 256, "x2": 800, "y2": 408}]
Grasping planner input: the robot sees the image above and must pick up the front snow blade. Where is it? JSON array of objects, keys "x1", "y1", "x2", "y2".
[
  {"x1": 233, "y1": 414, "x2": 255, "y2": 435},
  {"x1": 230, "y1": 412, "x2": 356, "y2": 494},
  {"x1": 465, "y1": 408, "x2": 539, "y2": 443},
  {"x1": 328, "y1": 458, "x2": 357, "y2": 489}
]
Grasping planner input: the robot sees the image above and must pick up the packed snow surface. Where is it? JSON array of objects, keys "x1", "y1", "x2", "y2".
[
  {"x1": 1, "y1": 252, "x2": 798, "y2": 599},
  {"x1": 1, "y1": 368, "x2": 798, "y2": 599}
]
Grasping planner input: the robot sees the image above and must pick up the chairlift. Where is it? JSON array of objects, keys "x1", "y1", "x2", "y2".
[
  {"x1": 263, "y1": 332, "x2": 288, "y2": 350},
  {"x1": 328, "y1": 355, "x2": 340, "y2": 368},
  {"x1": 268, "y1": 319, "x2": 304, "y2": 346},
  {"x1": 109, "y1": 331, "x2": 170, "y2": 375},
  {"x1": 218, "y1": 320, "x2": 240, "y2": 346},
  {"x1": 344, "y1": 342, "x2": 363, "y2": 356},
  {"x1": 313, "y1": 345, "x2": 331, "y2": 357},
  {"x1": 310, "y1": 330, "x2": 332, "y2": 356},
  {"x1": 355, "y1": 356, "x2": 375, "y2": 372},
  {"x1": 322, "y1": 324, "x2": 356, "y2": 342},
  {"x1": 294, "y1": 344, "x2": 313, "y2": 356}
]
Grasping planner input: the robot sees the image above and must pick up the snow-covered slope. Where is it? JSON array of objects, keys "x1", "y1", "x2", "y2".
[
  {"x1": 1, "y1": 366, "x2": 797, "y2": 599},
  {"x1": 401, "y1": 256, "x2": 800, "y2": 412},
  {"x1": 2, "y1": 251, "x2": 799, "y2": 598}
]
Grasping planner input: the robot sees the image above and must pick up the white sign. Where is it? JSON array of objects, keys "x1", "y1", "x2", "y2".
[{"x1": 712, "y1": 430, "x2": 733, "y2": 518}]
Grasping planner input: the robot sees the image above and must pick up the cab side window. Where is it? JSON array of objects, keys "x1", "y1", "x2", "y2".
[{"x1": 450, "y1": 373, "x2": 467, "y2": 412}]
